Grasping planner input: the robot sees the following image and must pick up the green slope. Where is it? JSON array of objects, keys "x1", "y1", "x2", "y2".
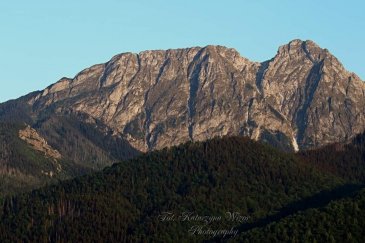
[
  {"x1": 237, "y1": 187, "x2": 365, "y2": 243},
  {"x1": 298, "y1": 131, "x2": 365, "y2": 183},
  {"x1": 33, "y1": 113, "x2": 141, "y2": 170},
  {"x1": 0, "y1": 122, "x2": 89, "y2": 196},
  {"x1": 0, "y1": 136, "x2": 346, "y2": 242},
  {"x1": 0, "y1": 98, "x2": 141, "y2": 197}
]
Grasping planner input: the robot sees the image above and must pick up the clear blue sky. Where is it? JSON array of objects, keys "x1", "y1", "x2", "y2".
[{"x1": 0, "y1": 0, "x2": 364, "y2": 102}]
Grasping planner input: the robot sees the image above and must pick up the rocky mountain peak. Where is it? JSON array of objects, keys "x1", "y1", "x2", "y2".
[
  {"x1": 21, "y1": 40, "x2": 365, "y2": 152},
  {"x1": 276, "y1": 39, "x2": 327, "y2": 63}
]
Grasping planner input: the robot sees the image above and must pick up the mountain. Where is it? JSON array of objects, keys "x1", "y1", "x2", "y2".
[
  {"x1": 1, "y1": 39, "x2": 364, "y2": 194},
  {"x1": 3, "y1": 39, "x2": 364, "y2": 153},
  {"x1": 0, "y1": 136, "x2": 351, "y2": 242}
]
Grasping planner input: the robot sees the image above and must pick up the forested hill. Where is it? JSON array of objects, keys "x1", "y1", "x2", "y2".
[
  {"x1": 1, "y1": 136, "x2": 357, "y2": 242},
  {"x1": 298, "y1": 131, "x2": 365, "y2": 183},
  {"x1": 0, "y1": 122, "x2": 84, "y2": 196},
  {"x1": 0, "y1": 118, "x2": 140, "y2": 197},
  {"x1": 237, "y1": 187, "x2": 365, "y2": 242}
]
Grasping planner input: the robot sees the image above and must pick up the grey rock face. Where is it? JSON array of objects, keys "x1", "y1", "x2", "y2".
[{"x1": 27, "y1": 40, "x2": 365, "y2": 152}]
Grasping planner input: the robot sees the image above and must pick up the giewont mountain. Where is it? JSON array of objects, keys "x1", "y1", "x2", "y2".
[
  {"x1": 14, "y1": 39, "x2": 364, "y2": 152},
  {"x1": 2, "y1": 39, "x2": 365, "y2": 241}
]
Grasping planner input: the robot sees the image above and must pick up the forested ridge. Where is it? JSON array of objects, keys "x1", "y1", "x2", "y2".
[
  {"x1": 237, "y1": 187, "x2": 365, "y2": 242},
  {"x1": 0, "y1": 122, "x2": 81, "y2": 196},
  {"x1": 298, "y1": 131, "x2": 365, "y2": 183},
  {"x1": 0, "y1": 118, "x2": 140, "y2": 197},
  {"x1": 2, "y1": 135, "x2": 364, "y2": 242},
  {"x1": 231, "y1": 132, "x2": 365, "y2": 243}
]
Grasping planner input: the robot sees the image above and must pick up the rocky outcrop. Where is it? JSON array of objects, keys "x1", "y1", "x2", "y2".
[
  {"x1": 25, "y1": 40, "x2": 365, "y2": 152},
  {"x1": 19, "y1": 125, "x2": 62, "y2": 161}
]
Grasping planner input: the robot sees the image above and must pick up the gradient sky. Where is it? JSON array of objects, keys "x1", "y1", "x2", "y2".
[{"x1": 0, "y1": 0, "x2": 364, "y2": 102}]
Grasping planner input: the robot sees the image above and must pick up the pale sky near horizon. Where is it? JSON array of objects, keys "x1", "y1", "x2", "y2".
[{"x1": 0, "y1": 0, "x2": 364, "y2": 102}]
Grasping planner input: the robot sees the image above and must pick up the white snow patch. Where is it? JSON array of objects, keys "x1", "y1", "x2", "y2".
[
  {"x1": 292, "y1": 136, "x2": 299, "y2": 152},
  {"x1": 253, "y1": 127, "x2": 261, "y2": 141}
]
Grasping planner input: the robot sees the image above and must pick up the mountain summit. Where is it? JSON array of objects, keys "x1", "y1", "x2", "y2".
[{"x1": 3, "y1": 40, "x2": 365, "y2": 152}]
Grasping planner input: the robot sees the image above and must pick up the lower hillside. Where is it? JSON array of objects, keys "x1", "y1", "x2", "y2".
[
  {"x1": 298, "y1": 131, "x2": 365, "y2": 183},
  {"x1": 33, "y1": 112, "x2": 141, "y2": 170},
  {"x1": 0, "y1": 114, "x2": 141, "y2": 197},
  {"x1": 238, "y1": 187, "x2": 365, "y2": 242},
  {"x1": 0, "y1": 122, "x2": 86, "y2": 196},
  {"x1": 0, "y1": 136, "x2": 347, "y2": 242}
]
